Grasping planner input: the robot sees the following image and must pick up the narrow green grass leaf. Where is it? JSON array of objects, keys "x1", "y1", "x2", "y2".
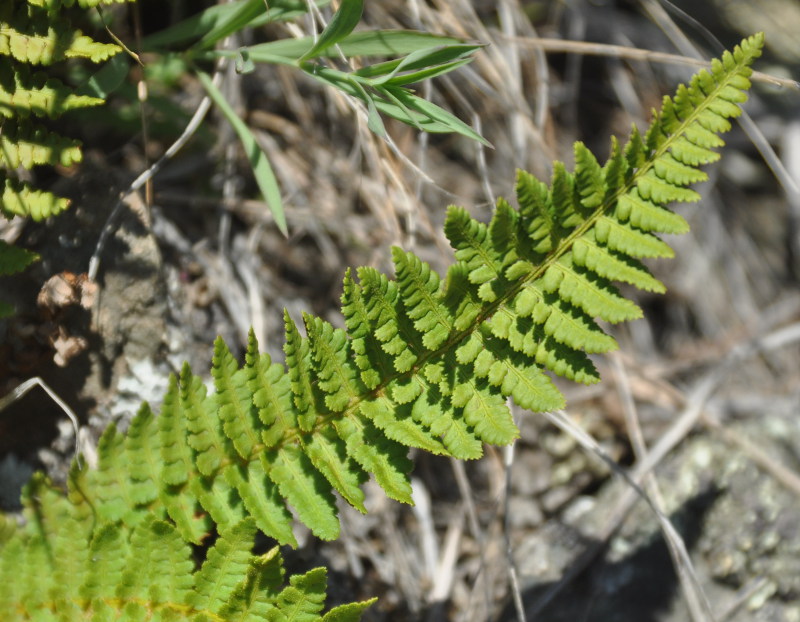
[
  {"x1": 300, "y1": 0, "x2": 364, "y2": 61},
  {"x1": 196, "y1": 70, "x2": 287, "y2": 236},
  {"x1": 143, "y1": 0, "x2": 327, "y2": 50},
  {"x1": 226, "y1": 30, "x2": 465, "y2": 63}
]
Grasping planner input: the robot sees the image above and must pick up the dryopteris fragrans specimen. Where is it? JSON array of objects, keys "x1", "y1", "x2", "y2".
[
  {"x1": 0, "y1": 33, "x2": 763, "y2": 621},
  {"x1": 0, "y1": 0, "x2": 127, "y2": 316}
]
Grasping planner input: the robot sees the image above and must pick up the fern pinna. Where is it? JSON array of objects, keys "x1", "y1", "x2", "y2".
[{"x1": 0, "y1": 34, "x2": 763, "y2": 620}]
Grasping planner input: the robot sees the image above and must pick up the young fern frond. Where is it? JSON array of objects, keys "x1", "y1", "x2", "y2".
[{"x1": 44, "y1": 33, "x2": 763, "y2": 553}]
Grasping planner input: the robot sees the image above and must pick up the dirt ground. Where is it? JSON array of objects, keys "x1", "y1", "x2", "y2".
[{"x1": 2, "y1": 1, "x2": 800, "y2": 620}]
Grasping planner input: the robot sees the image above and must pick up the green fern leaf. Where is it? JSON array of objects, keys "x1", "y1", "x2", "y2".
[
  {"x1": 593, "y1": 216, "x2": 675, "y2": 259},
  {"x1": 444, "y1": 206, "x2": 504, "y2": 286},
  {"x1": 213, "y1": 334, "x2": 262, "y2": 460},
  {"x1": 306, "y1": 314, "x2": 364, "y2": 412},
  {"x1": 359, "y1": 394, "x2": 447, "y2": 455},
  {"x1": 574, "y1": 142, "x2": 605, "y2": 209},
  {"x1": 216, "y1": 547, "x2": 285, "y2": 620},
  {"x1": 269, "y1": 444, "x2": 340, "y2": 541},
  {"x1": 225, "y1": 459, "x2": 297, "y2": 548},
  {"x1": 341, "y1": 269, "x2": 393, "y2": 389},
  {"x1": 453, "y1": 377, "x2": 517, "y2": 446},
  {"x1": 158, "y1": 377, "x2": 210, "y2": 543},
  {"x1": 0, "y1": 239, "x2": 38, "y2": 275},
  {"x1": 0, "y1": 4, "x2": 120, "y2": 64},
  {"x1": 0, "y1": 120, "x2": 81, "y2": 168},
  {"x1": 322, "y1": 599, "x2": 379, "y2": 622},
  {"x1": 515, "y1": 170, "x2": 553, "y2": 255},
  {"x1": 303, "y1": 426, "x2": 368, "y2": 513},
  {"x1": 0, "y1": 61, "x2": 103, "y2": 118},
  {"x1": 1, "y1": 176, "x2": 70, "y2": 221},
  {"x1": 160, "y1": 374, "x2": 194, "y2": 487},
  {"x1": 191, "y1": 519, "x2": 257, "y2": 613},
  {"x1": 92, "y1": 423, "x2": 139, "y2": 523},
  {"x1": 247, "y1": 333, "x2": 296, "y2": 448},
  {"x1": 284, "y1": 310, "x2": 319, "y2": 431},
  {"x1": 274, "y1": 567, "x2": 328, "y2": 621},
  {"x1": 182, "y1": 363, "x2": 227, "y2": 477},
  {"x1": 0, "y1": 34, "x2": 761, "y2": 568},
  {"x1": 358, "y1": 266, "x2": 419, "y2": 372},
  {"x1": 80, "y1": 523, "x2": 128, "y2": 601},
  {"x1": 124, "y1": 403, "x2": 163, "y2": 507},
  {"x1": 332, "y1": 413, "x2": 414, "y2": 504},
  {"x1": 193, "y1": 470, "x2": 246, "y2": 530},
  {"x1": 616, "y1": 190, "x2": 690, "y2": 234}
]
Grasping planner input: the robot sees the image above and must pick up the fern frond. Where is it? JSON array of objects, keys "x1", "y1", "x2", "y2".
[
  {"x1": 0, "y1": 3, "x2": 120, "y2": 65},
  {"x1": 1, "y1": 173, "x2": 70, "y2": 221},
  {"x1": 0, "y1": 61, "x2": 103, "y2": 119},
  {"x1": 0, "y1": 239, "x2": 38, "y2": 275},
  {"x1": 1, "y1": 119, "x2": 82, "y2": 168},
  {"x1": 0, "y1": 0, "x2": 122, "y2": 316},
  {"x1": 11, "y1": 35, "x2": 762, "y2": 555},
  {"x1": 1, "y1": 482, "x2": 372, "y2": 621}
]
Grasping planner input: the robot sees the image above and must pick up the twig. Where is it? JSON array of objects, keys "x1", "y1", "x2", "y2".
[
  {"x1": 503, "y1": 415, "x2": 527, "y2": 622},
  {"x1": 506, "y1": 35, "x2": 799, "y2": 90},
  {"x1": 612, "y1": 353, "x2": 715, "y2": 622},
  {"x1": 0, "y1": 378, "x2": 81, "y2": 467},
  {"x1": 449, "y1": 457, "x2": 492, "y2": 620},
  {"x1": 88, "y1": 70, "x2": 224, "y2": 282},
  {"x1": 529, "y1": 320, "x2": 800, "y2": 615},
  {"x1": 535, "y1": 409, "x2": 714, "y2": 618}
]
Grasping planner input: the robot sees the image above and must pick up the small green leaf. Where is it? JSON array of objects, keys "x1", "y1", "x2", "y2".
[
  {"x1": 347, "y1": 78, "x2": 386, "y2": 136},
  {"x1": 0, "y1": 241, "x2": 39, "y2": 275},
  {"x1": 235, "y1": 48, "x2": 255, "y2": 74},
  {"x1": 381, "y1": 59, "x2": 473, "y2": 87},
  {"x1": 76, "y1": 53, "x2": 130, "y2": 99},
  {"x1": 300, "y1": 0, "x2": 365, "y2": 61},
  {"x1": 322, "y1": 598, "x2": 378, "y2": 621},
  {"x1": 370, "y1": 44, "x2": 480, "y2": 85},
  {"x1": 197, "y1": 70, "x2": 287, "y2": 236},
  {"x1": 387, "y1": 88, "x2": 491, "y2": 146}
]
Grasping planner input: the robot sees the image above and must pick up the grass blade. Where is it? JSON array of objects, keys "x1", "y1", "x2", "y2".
[
  {"x1": 196, "y1": 71, "x2": 288, "y2": 236},
  {"x1": 300, "y1": 0, "x2": 364, "y2": 61}
]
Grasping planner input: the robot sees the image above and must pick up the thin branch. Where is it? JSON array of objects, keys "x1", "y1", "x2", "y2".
[
  {"x1": 0, "y1": 377, "x2": 81, "y2": 467},
  {"x1": 611, "y1": 353, "x2": 715, "y2": 622},
  {"x1": 506, "y1": 35, "x2": 799, "y2": 90},
  {"x1": 88, "y1": 70, "x2": 223, "y2": 282}
]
